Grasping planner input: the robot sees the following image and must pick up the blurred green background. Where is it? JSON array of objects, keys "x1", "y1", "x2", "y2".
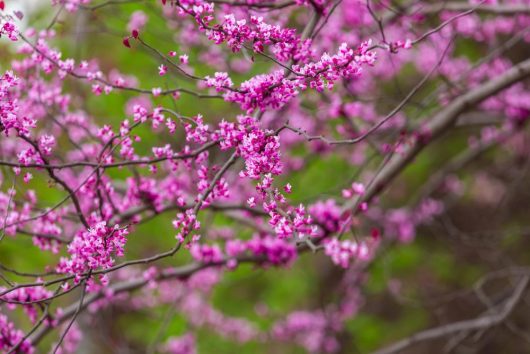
[{"x1": 2, "y1": 1, "x2": 530, "y2": 353}]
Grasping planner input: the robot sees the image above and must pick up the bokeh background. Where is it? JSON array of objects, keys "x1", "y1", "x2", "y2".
[{"x1": 2, "y1": 1, "x2": 530, "y2": 353}]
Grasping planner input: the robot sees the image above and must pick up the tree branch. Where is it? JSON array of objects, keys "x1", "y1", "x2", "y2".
[{"x1": 371, "y1": 275, "x2": 529, "y2": 354}]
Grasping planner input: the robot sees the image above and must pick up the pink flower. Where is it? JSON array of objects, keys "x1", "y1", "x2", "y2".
[
  {"x1": 163, "y1": 333, "x2": 196, "y2": 354},
  {"x1": 205, "y1": 72, "x2": 233, "y2": 92},
  {"x1": 127, "y1": 10, "x2": 148, "y2": 33},
  {"x1": 247, "y1": 197, "x2": 256, "y2": 207},
  {"x1": 324, "y1": 238, "x2": 374, "y2": 268},
  {"x1": 0, "y1": 314, "x2": 33, "y2": 353},
  {"x1": 189, "y1": 243, "x2": 223, "y2": 263},
  {"x1": 23, "y1": 172, "x2": 32, "y2": 183},
  {"x1": 57, "y1": 222, "x2": 129, "y2": 286}
]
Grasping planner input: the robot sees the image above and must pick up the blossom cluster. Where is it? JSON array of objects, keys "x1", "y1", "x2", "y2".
[
  {"x1": 0, "y1": 19, "x2": 18, "y2": 41},
  {"x1": 0, "y1": 0, "x2": 528, "y2": 352},
  {"x1": 272, "y1": 311, "x2": 339, "y2": 353},
  {"x1": 1, "y1": 71, "x2": 29, "y2": 136},
  {"x1": 217, "y1": 41, "x2": 376, "y2": 112},
  {"x1": 294, "y1": 41, "x2": 377, "y2": 91},
  {"x1": 0, "y1": 314, "x2": 33, "y2": 354},
  {"x1": 208, "y1": 15, "x2": 310, "y2": 62},
  {"x1": 0, "y1": 285, "x2": 53, "y2": 323},
  {"x1": 226, "y1": 234, "x2": 297, "y2": 265},
  {"x1": 162, "y1": 333, "x2": 196, "y2": 354},
  {"x1": 57, "y1": 222, "x2": 129, "y2": 285},
  {"x1": 324, "y1": 237, "x2": 375, "y2": 268}
]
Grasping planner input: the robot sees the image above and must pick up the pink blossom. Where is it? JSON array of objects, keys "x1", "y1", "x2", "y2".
[
  {"x1": 0, "y1": 314, "x2": 33, "y2": 353},
  {"x1": 179, "y1": 54, "x2": 189, "y2": 64},
  {"x1": 163, "y1": 333, "x2": 196, "y2": 354},
  {"x1": 159, "y1": 64, "x2": 168, "y2": 76},
  {"x1": 57, "y1": 222, "x2": 129, "y2": 285},
  {"x1": 127, "y1": 10, "x2": 148, "y2": 33},
  {"x1": 205, "y1": 72, "x2": 233, "y2": 92},
  {"x1": 324, "y1": 238, "x2": 374, "y2": 268}
]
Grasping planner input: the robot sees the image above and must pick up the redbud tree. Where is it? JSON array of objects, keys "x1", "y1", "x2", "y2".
[{"x1": 1, "y1": 0, "x2": 530, "y2": 352}]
